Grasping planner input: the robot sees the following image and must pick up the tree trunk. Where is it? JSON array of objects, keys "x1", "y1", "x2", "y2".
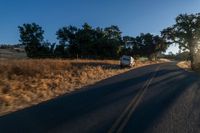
[{"x1": 189, "y1": 44, "x2": 200, "y2": 72}]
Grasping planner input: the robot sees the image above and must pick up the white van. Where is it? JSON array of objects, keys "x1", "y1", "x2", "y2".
[{"x1": 120, "y1": 55, "x2": 135, "y2": 67}]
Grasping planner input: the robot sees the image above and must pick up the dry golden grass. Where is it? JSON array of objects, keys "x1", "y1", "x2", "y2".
[
  {"x1": 0, "y1": 59, "x2": 159, "y2": 116},
  {"x1": 177, "y1": 61, "x2": 191, "y2": 71}
]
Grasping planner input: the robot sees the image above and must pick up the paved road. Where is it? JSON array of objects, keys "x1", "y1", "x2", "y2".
[{"x1": 0, "y1": 62, "x2": 200, "y2": 133}]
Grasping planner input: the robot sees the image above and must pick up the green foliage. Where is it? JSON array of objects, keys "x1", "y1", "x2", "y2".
[
  {"x1": 176, "y1": 51, "x2": 190, "y2": 61},
  {"x1": 161, "y1": 51, "x2": 190, "y2": 61},
  {"x1": 18, "y1": 23, "x2": 45, "y2": 58},
  {"x1": 56, "y1": 25, "x2": 78, "y2": 58},
  {"x1": 121, "y1": 33, "x2": 168, "y2": 60},
  {"x1": 18, "y1": 22, "x2": 169, "y2": 60},
  {"x1": 162, "y1": 13, "x2": 200, "y2": 70},
  {"x1": 56, "y1": 24, "x2": 123, "y2": 59}
]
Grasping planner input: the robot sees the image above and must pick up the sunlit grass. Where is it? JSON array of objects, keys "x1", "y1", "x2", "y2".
[
  {"x1": 177, "y1": 61, "x2": 191, "y2": 71},
  {"x1": 0, "y1": 59, "x2": 158, "y2": 116}
]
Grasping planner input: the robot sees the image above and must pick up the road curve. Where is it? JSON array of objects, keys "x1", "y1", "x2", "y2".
[{"x1": 0, "y1": 62, "x2": 200, "y2": 133}]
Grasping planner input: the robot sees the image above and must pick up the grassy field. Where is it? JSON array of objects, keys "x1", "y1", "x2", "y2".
[
  {"x1": 0, "y1": 59, "x2": 160, "y2": 116},
  {"x1": 0, "y1": 48, "x2": 162, "y2": 116}
]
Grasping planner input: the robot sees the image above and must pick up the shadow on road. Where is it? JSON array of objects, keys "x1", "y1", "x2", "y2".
[
  {"x1": 0, "y1": 62, "x2": 199, "y2": 133},
  {"x1": 124, "y1": 66, "x2": 200, "y2": 133}
]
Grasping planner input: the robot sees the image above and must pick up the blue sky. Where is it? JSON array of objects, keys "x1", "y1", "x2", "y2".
[{"x1": 0, "y1": 0, "x2": 200, "y2": 53}]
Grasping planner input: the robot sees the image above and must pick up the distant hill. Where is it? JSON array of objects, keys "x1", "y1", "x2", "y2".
[{"x1": 0, "y1": 48, "x2": 26, "y2": 59}]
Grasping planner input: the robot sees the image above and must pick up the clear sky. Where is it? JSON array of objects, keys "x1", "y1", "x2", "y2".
[{"x1": 0, "y1": 0, "x2": 200, "y2": 53}]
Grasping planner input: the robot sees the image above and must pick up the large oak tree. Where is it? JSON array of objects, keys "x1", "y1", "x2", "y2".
[{"x1": 162, "y1": 13, "x2": 200, "y2": 71}]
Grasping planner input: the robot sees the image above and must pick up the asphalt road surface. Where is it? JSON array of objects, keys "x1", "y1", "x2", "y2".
[{"x1": 0, "y1": 62, "x2": 200, "y2": 133}]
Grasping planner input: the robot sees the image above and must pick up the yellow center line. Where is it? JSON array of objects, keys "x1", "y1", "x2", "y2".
[{"x1": 108, "y1": 65, "x2": 160, "y2": 133}]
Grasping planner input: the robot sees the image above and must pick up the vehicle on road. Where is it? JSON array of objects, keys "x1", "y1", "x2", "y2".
[{"x1": 120, "y1": 55, "x2": 135, "y2": 68}]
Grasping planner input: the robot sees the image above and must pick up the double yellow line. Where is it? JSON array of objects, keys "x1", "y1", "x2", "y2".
[{"x1": 108, "y1": 66, "x2": 160, "y2": 133}]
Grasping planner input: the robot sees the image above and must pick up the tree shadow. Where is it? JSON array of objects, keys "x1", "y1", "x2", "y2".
[{"x1": 123, "y1": 68, "x2": 200, "y2": 133}]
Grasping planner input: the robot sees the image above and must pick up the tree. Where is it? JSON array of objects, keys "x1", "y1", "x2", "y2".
[
  {"x1": 18, "y1": 23, "x2": 44, "y2": 58},
  {"x1": 133, "y1": 35, "x2": 144, "y2": 58},
  {"x1": 56, "y1": 25, "x2": 78, "y2": 58},
  {"x1": 176, "y1": 51, "x2": 190, "y2": 61},
  {"x1": 152, "y1": 35, "x2": 169, "y2": 60},
  {"x1": 103, "y1": 25, "x2": 123, "y2": 58},
  {"x1": 135, "y1": 33, "x2": 168, "y2": 60},
  {"x1": 104, "y1": 25, "x2": 122, "y2": 40},
  {"x1": 56, "y1": 25, "x2": 78, "y2": 46},
  {"x1": 162, "y1": 13, "x2": 200, "y2": 71},
  {"x1": 56, "y1": 23, "x2": 124, "y2": 59},
  {"x1": 122, "y1": 36, "x2": 135, "y2": 49},
  {"x1": 56, "y1": 23, "x2": 101, "y2": 58},
  {"x1": 121, "y1": 36, "x2": 135, "y2": 56},
  {"x1": 76, "y1": 23, "x2": 96, "y2": 58}
]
